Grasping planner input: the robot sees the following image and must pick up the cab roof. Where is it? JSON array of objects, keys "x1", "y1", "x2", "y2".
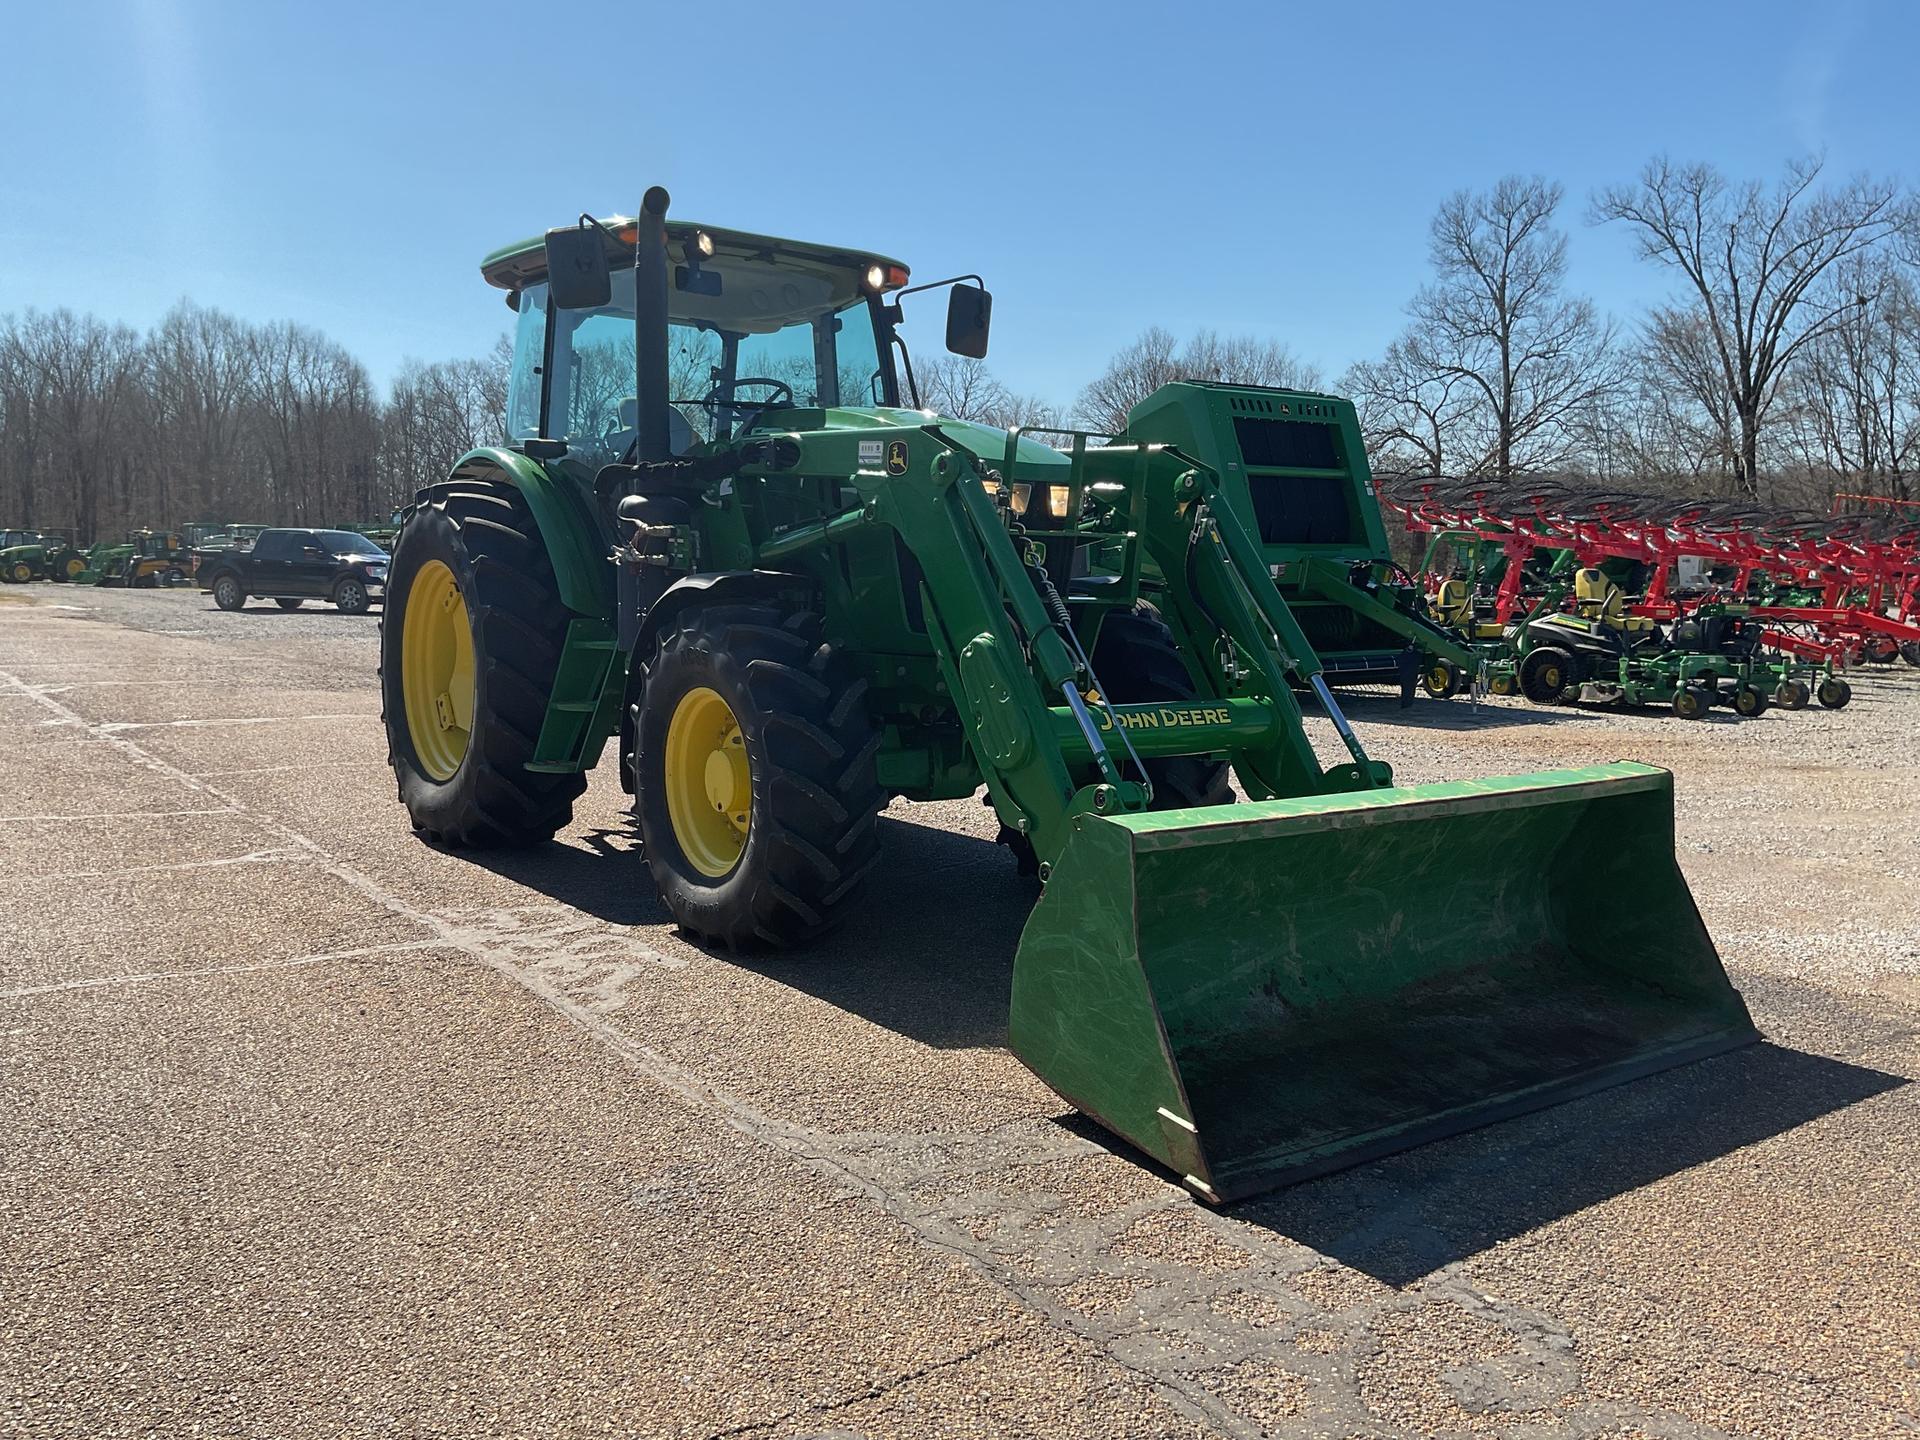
[{"x1": 480, "y1": 217, "x2": 907, "y2": 293}]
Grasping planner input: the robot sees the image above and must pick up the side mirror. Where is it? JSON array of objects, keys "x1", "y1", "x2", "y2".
[
  {"x1": 545, "y1": 225, "x2": 612, "y2": 310},
  {"x1": 945, "y1": 284, "x2": 992, "y2": 359}
]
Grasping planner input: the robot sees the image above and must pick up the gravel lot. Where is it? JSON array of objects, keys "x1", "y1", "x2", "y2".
[{"x1": 3, "y1": 585, "x2": 1916, "y2": 1439}]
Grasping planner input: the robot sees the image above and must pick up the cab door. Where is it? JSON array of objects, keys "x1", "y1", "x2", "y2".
[
  {"x1": 247, "y1": 531, "x2": 301, "y2": 594},
  {"x1": 291, "y1": 536, "x2": 337, "y2": 596}
]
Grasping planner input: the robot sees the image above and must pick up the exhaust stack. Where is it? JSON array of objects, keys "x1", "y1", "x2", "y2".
[{"x1": 633, "y1": 186, "x2": 672, "y2": 464}]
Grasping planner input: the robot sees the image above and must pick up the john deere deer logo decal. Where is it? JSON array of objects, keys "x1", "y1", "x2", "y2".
[{"x1": 885, "y1": 441, "x2": 909, "y2": 476}]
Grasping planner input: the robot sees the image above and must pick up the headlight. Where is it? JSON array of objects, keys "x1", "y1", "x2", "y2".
[{"x1": 1047, "y1": 486, "x2": 1072, "y2": 520}]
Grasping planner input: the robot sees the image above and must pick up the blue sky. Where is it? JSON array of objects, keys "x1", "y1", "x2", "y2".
[{"x1": 2, "y1": 0, "x2": 1913, "y2": 411}]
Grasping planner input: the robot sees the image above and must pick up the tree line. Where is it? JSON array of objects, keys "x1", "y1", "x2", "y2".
[
  {"x1": 4, "y1": 154, "x2": 1917, "y2": 542},
  {"x1": 0, "y1": 302, "x2": 509, "y2": 541}
]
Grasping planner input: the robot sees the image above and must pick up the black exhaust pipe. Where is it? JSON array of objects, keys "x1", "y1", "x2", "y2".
[{"x1": 633, "y1": 185, "x2": 672, "y2": 464}]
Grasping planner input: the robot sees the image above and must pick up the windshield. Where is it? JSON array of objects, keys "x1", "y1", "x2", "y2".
[
  {"x1": 316, "y1": 530, "x2": 386, "y2": 557},
  {"x1": 507, "y1": 268, "x2": 887, "y2": 468}
]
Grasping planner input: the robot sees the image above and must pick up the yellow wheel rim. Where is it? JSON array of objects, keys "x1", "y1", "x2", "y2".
[
  {"x1": 64, "y1": 557, "x2": 84, "y2": 578},
  {"x1": 9, "y1": 563, "x2": 29, "y2": 582},
  {"x1": 400, "y1": 560, "x2": 475, "y2": 782},
  {"x1": 664, "y1": 686, "x2": 751, "y2": 878}
]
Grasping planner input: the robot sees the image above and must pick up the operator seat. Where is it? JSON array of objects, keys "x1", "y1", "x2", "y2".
[
  {"x1": 608, "y1": 396, "x2": 696, "y2": 459},
  {"x1": 1433, "y1": 577, "x2": 1472, "y2": 628},
  {"x1": 1572, "y1": 567, "x2": 1657, "y2": 638}
]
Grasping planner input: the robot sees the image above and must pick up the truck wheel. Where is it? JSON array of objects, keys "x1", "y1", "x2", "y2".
[
  {"x1": 1517, "y1": 646, "x2": 1572, "y2": 704},
  {"x1": 1816, "y1": 677, "x2": 1852, "y2": 710},
  {"x1": 1089, "y1": 603, "x2": 1233, "y2": 808},
  {"x1": 381, "y1": 481, "x2": 588, "y2": 847},
  {"x1": 634, "y1": 604, "x2": 883, "y2": 948},
  {"x1": 212, "y1": 574, "x2": 246, "y2": 610},
  {"x1": 275, "y1": 598, "x2": 303, "y2": 611},
  {"x1": 333, "y1": 577, "x2": 371, "y2": 615}
]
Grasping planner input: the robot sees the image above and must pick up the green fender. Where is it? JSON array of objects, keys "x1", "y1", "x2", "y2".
[
  {"x1": 444, "y1": 447, "x2": 613, "y2": 621},
  {"x1": 438, "y1": 448, "x2": 624, "y2": 773}
]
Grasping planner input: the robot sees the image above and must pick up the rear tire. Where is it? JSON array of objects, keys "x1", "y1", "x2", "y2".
[
  {"x1": 1090, "y1": 603, "x2": 1233, "y2": 809},
  {"x1": 1518, "y1": 646, "x2": 1572, "y2": 704},
  {"x1": 333, "y1": 577, "x2": 371, "y2": 615},
  {"x1": 212, "y1": 574, "x2": 246, "y2": 610},
  {"x1": 380, "y1": 480, "x2": 588, "y2": 847},
  {"x1": 633, "y1": 604, "x2": 883, "y2": 948},
  {"x1": 275, "y1": 598, "x2": 303, "y2": 611}
]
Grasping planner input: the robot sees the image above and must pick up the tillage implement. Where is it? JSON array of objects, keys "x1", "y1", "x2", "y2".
[{"x1": 379, "y1": 190, "x2": 1754, "y2": 1200}]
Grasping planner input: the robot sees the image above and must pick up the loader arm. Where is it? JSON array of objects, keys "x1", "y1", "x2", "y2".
[{"x1": 834, "y1": 428, "x2": 1389, "y2": 868}]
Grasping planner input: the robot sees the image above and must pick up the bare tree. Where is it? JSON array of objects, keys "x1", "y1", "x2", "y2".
[
  {"x1": 1075, "y1": 327, "x2": 1320, "y2": 432},
  {"x1": 916, "y1": 355, "x2": 1060, "y2": 431},
  {"x1": 1341, "y1": 336, "x2": 1480, "y2": 476},
  {"x1": 1592, "y1": 156, "x2": 1911, "y2": 498},
  {"x1": 1779, "y1": 255, "x2": 1920, "y2": 500},
  {"x1": 1399, "y1": 176, "x2": 1623, "y2": 477}
]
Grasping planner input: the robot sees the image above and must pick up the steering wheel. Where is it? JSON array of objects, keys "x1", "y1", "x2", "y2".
[{"x1": 693, "y1": 377, "x2": 794, "y2": 432}]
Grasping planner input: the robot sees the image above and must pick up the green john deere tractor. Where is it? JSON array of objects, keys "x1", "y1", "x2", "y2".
[
  {"x1": 379, "y1": 189, "x2": 1755, "y2": 1200},
  {"x1": 0, "y1": 530, "x2": 86, "y2": 583}
]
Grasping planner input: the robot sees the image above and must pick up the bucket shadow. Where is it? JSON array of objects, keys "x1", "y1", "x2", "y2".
[{"x1": 1227, "y1": 1038, "x2": 1905, "y2": 1286}]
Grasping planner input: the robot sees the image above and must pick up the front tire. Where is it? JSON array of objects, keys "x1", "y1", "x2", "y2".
[
  {"x1": 1672, "y1": 684, "x2": 1712, "y2": 720},
  {"x1": 1419, "y1": 657, "x2": 1462, "y2": 700},
  {"x1": 634, "y1": 604, "x2": 883, "y2": 948},
  {"x1": 212, "y1": 574, "x2": 246, "y2": 610},
  {"x1": 1089, "y1": 603, "x2": 1233, "y2": 809},
  {"x1": 1817, "y1": 677, "x2": 1852, "y2": 710},
  {"x1": 380, "y1": 481, "x2": 587, "y2": 847}
]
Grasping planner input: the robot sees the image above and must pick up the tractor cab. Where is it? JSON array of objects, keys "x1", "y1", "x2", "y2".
[
  {"x1": 485, "y1": 203, "x2": 992, "y2": 480},
  {"x1": 494, "y1": 217, "x2": 950, "y2": 473}
]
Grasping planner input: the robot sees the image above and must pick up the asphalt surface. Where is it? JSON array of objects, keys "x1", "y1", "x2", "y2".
[{"x1": 3, "y1": 585, "x2": 1916, "y2": 1439}]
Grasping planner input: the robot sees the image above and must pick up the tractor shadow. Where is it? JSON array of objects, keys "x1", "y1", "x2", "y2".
[
  {"x1": 735, "y1": 812, "x2": 1034, "y2": 1049},
  {"x1": 462, "y1": 807, "x2": 1033, "y2": 1049},
  {"x1": 1227, "y1": 1031, "x2": 1905, "y2": 1287},
  {"x1": 461, "y1": 814, "x2": 1905, "y2": 1280}
]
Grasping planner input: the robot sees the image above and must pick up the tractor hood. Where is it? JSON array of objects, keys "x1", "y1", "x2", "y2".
[{"x1": 767, "y1": 406, "x2": 1071, "y2": 473}]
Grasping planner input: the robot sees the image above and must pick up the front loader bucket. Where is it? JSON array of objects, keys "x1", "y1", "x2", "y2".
[{"x1": 1008, "y1": 762, "x2": 1756, "y2": 1202}]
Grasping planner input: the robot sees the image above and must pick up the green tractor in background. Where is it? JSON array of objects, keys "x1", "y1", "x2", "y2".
[
  {"x1": 0, "y1": 530, "x2": 86, "y2": 583},
  {"x1": 378, "y1": 190, "x2": 1755, "y2": 1200},
  {"x1": 78, "y1": 530, "x2": 191, "y2": 587}
]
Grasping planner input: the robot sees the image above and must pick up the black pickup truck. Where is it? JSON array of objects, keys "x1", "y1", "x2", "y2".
[{"x1": 197, "y1": 528, "x2": 388, "y2": 614}]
